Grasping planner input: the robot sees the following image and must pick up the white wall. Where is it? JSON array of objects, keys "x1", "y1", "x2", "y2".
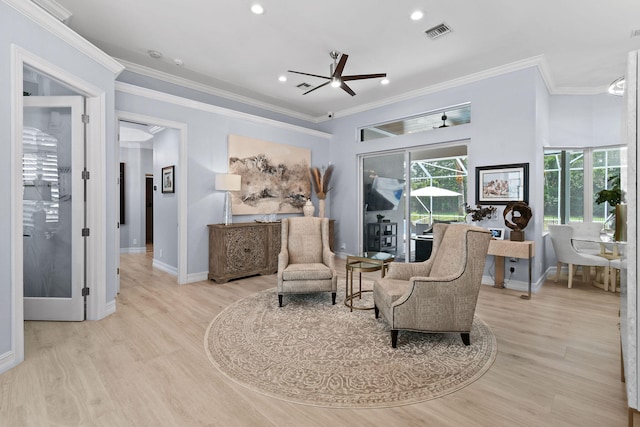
[
  {"x1": 153, "y1": 128, "x2": 179, "y2": 269},
  {"x1": 120, "y1": 145, "x2": 152, "y2": 252},
  {"x1": 549, "y1": 94, "x2": 623, "y2": 147},
  {"x1": 318, "y1": 68, "x2": 542, "y2": 283},
  {"x1": 115, "y1": 85, "x2": 331, "y2": 278},
  {"x1": 0, "y1": 0, "x2": 120, "y2": 370}
]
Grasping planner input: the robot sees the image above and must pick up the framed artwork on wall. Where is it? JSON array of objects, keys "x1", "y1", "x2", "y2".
[
  {"x1": 227, "y1": 134, "x2": 311, "y2": 215},
  {"x1": 162, "y1": 165, "x2": 175, "y2": 193},
  {"x1": 476, "y1": 163, "x2": 528, "y2": 205}
]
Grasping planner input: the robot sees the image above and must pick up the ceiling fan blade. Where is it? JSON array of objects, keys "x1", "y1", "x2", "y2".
[
  {"x1": 342, "y1": 73, "x2": 387, "y2": 81},
  {"x1": 332, "y1": 54, "x2": 348, "y2": 78},
  {"x1": 340, "y1": 81, "x2": 356, "y2": 96},
  {"x1": 303, "y1": 81, "x2": 330, "y2": 95},
  {"x1": 288, "y1": 70, "x2": 330, "y2": 80}
]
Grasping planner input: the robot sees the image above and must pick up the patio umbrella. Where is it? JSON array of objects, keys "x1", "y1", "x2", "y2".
[{"x1": 411, "y1": 186, "x2": 462, "y2": 224}]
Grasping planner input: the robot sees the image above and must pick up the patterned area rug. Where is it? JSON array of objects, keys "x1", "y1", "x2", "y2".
[{"x1": 204, "y1": 282, "x2": 497, "y2": 408}]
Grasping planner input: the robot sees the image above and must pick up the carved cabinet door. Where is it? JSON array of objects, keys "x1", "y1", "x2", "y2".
[{"x1": 223, "y1": 226, "x2": 268, "y2": 274}]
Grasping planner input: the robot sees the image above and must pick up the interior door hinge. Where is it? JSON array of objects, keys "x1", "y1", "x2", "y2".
[
  {"x1": 82, "y1": 114, "x2": 90, "y2": 124},
  {"x1": 82, "y1": 170, "x2": 90, "y2": 180},
  {"x1": 117, "y1": 267, "x2": 120, "y2": 275},
  {"x1": 82, "y1": 228, "x2": 90, "y2": 237},
  {"x1": 82, "y1": 287, "x2": 90, "y2": 297}
]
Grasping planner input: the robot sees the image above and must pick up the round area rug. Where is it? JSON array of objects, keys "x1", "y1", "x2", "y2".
[{"x1": 204, "y1": 283, "x2": 497, "y2": 408}]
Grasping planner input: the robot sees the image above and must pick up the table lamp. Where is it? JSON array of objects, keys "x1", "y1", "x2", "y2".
[{"x1": 215, "y1": 173, "x2": 241, "y2": 225}]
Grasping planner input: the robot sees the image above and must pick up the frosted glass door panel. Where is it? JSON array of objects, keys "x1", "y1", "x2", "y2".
[{"x1": 23, "y1": 96, "x2": 84, "y2": 321}]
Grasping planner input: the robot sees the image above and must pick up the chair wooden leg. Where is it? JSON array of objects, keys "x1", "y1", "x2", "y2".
[
  {"x1": 555, "y1": 262, "x2": 562, "y2": 282},
  {"x1": 331, "y1": 292, "x2": 336, "y2": 305},
  {"x1": 374, "y1": 305, "x2": 379, "y2": 318},
  {"x1": 568, "y1": 263, "x2": 574, "y2": 288},
  {"x1": 461, "y1": 332, "x2": 471, "y2": 346},
  {"x1": 604, "y1": 266, "x2": 610, "y2": 292},
  {"x1": 391, "y1": 330, "x2": 398, "y2": 348},
  {"x1": 278, "y1": 295, "x2": 283, "y2": 307}
]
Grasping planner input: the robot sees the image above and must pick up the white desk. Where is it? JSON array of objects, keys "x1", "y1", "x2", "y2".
[{"x1": 487, "y1": 239, "x2": 535, "y2": 299}]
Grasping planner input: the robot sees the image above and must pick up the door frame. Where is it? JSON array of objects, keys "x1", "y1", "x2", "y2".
[
  {"x1": 10, "y1": 46, "x2": 107, "y2": 366},
  {"x1": 357, "y1": 141, "x2": 470, "y2": 261},
  {"x1": 115, "y1": 111, "x2": 188, "y2": 285}
]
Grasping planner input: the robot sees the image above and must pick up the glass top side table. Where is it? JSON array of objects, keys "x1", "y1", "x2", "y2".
[{"x1": 344, "y1": 252, "x2": 394, "y2": 312}]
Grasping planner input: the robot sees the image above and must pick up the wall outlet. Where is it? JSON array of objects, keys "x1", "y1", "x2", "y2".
[
  {"x1": 509, "y1": 266, "x2": 515, "y2": 273},
  {"x1": 132, "y1": 238, "x2": 137, "y2": 245},
  {"x1": 340, "y1": 243, "x2": 346, "y2": 250},
  {"x1": 159, "y1": 249, "x2": 163, "y2": 258}
]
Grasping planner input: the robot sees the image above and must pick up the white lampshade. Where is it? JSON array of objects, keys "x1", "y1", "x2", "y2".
[{"x1": 215, "y1": 173, "x2": 241, "y2": 191}]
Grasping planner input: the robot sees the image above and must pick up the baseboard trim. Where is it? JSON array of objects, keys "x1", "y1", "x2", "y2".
[
  {"x1": 152, "y1": 259, "x2": 178, "y2": 276},
  {"x1": 0, "y1": 351, "x2": 17, "y2": 375},
  {"x1": 482, "y1": 274, "x2": 545, "y2": 293},
  {"x1": 104, "y1": 299, "x2": 117, "y2": 317},
  {"x1": 187, "y1": 272, "x2": 209, "y2": 283},
  {"x1": 120, "y1": 247, "x2": 147, "y2": 254}
]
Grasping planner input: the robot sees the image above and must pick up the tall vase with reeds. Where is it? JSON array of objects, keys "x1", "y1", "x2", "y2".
[{"x1": 310, "y1": 165, "x2": 334, "y2": 218}]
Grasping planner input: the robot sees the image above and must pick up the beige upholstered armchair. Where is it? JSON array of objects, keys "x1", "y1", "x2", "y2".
[
  {"x1": 277, "y1": 217, "x2": 337, "y2": 307},
  {"x1": 373, "y1": 224, "x2": 491, "y2": 348}
]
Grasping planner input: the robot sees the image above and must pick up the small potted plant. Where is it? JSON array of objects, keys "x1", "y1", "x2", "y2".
[{"x1": 595, "y1": 174, "x2": 625, "y2": 240}]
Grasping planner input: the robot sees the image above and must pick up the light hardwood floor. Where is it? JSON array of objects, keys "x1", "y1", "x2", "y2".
[{"x1": 0, "y1": 252, "x2": 633, "y2": 426}]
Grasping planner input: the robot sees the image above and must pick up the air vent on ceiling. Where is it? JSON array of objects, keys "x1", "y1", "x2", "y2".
[
  {"x1": 296, "y1": 82, "x2": 312, "y2": 89},
  {"x1": 425, "y1": 23, "x2": 452, "y2": 40},
  {"x1": 631, "y1": 29, "x2": 640, "y2": 38}
]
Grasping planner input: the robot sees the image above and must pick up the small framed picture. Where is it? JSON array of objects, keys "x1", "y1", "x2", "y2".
[
  {"x1": 476, "y1": 163, "x2": 529, "y2": 205},
  {"x1": 161, "y1": 165, "x2": 175, "y2": 193},
  {"x1": 488, "y1": 227, "x2": 505, "y2": 240}
]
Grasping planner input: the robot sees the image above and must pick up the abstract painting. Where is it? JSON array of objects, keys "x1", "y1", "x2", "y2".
[{"x1": 228, "y1": 134, "x2": 311, "y2": 215}]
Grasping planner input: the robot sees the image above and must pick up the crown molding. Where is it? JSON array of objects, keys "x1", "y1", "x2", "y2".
[
  {"x1": 116, "y1": 53, "x2": 607, "y2": 124},
  {"x1": 31, "y1": 0, "x2": 71, "y2": 24},
  {"x1": 3, "y1": 0, "x2": 123, "y2": 75},
  {"x1": 115, "y1": 81, "x2": 332, "y2": 140},
  {"x1": 117, "y1": 59, "x2": 318, "y2": 123},
  {"x1": 326, "y1": 56, "x2": 556, "y2": 121}
]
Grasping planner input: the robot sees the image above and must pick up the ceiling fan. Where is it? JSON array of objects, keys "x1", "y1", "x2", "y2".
[{"x1": 288, "y1": 51, "x2": 387, "y2": 96}]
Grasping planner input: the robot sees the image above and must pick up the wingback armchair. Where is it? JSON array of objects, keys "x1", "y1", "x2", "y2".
[
  {"x1": 277, "y1": 217, "x2": 337, "y2": 307},
  {"x1": 373, "y1": 224, "x2": 491, "y2": 348}
]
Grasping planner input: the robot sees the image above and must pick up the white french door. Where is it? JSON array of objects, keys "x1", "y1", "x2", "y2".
[{"x1": 23, "y1": 96, "x2": 85, "y2": 321}]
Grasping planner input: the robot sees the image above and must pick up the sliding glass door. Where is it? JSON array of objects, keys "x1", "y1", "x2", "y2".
[{"x1": 361, "y1": 144, "x2": 468, "y2": 262}]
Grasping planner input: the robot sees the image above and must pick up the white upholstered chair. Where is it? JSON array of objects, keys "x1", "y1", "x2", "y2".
[
  {"x1": 373, "y1": 224, "x2": 491, "y2": 348},
  {"x1": 568, "y1": 222, "x2": 604, "y2": 255},
  {"x1": 548, "y1": 224, "x2": 610, "y2": 289},
  {"x1": 277, "y1": 217, "x2": 337, "y2": 307}
]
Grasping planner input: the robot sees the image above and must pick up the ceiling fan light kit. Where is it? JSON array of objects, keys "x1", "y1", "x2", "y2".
[{"x1": 288, "y1": 51, "x2": 387, "y2": 96}]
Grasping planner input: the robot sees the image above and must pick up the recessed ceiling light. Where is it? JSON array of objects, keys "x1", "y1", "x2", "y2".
[
  {"x1": 410, "y1": 10, "x2": 424, "y2": 21},
  {"x1": 148, "y1": 50, "x2": 163, "y2": 59},
  {"x1": 251, "y1": 4, "x2": 264, "y2": 14},
  {"x1": 278, "y1": 75, "x2": 287, "y2": 82},
  {"x1": 381, "y1": 78, "x2": 390, "y2": 85}
]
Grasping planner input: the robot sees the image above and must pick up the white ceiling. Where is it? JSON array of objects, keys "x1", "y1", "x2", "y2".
[{"x1": 51, "y1": 0, "x2": 640, "y2": 120}]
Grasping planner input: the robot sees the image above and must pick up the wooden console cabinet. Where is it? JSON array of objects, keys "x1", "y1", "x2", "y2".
[{"x1": 208, "y1": 220, "x2": 334, "y2": 283}]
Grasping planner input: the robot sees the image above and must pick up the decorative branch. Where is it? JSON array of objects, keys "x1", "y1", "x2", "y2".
[{"x1": 310, "y1": 165, "x2": 334, "y2": 200}]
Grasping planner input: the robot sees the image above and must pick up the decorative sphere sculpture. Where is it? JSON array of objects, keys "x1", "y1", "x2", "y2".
[{"x1": 503, "y1": 201, "x2": 532, "y2": 241}]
